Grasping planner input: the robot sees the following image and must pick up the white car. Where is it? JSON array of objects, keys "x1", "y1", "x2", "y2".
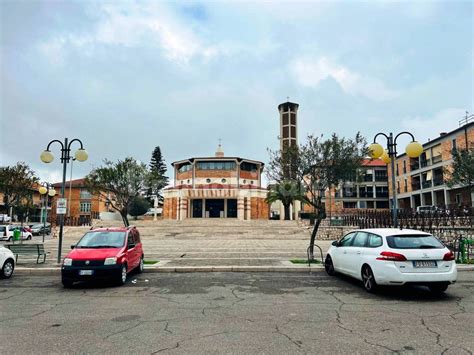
[
  {"x1": 0, "y1": 225, "x2": 33, "y2": 241},
  {"x1": 0, "y1": 245, "x2": 15, "y2": 278},
  {"x1": 0, "y1": 214, "x2": 11, "y2": 223},
  {"x1": 325, "y1": 228, "x2": 457, "y2": 294}
]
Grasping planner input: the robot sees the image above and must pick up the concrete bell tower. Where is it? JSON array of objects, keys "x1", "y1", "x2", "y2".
[{"x1": 278, "y1": 100, "x2": 299, "y2": 151}]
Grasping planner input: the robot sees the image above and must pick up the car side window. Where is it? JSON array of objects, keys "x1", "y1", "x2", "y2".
[
  {"x1": 127, "y1": 232, "x2": 135, "y2": 249},
  {"x1": 352, "y1": 232, "x2": 368, "y2": 247},
  {"x1": 135, "y1": 230, "x2": 141, "y2": 244},
  {"x1": 340, "y1": 232, "x2": 356, "y2": 247},
  {"x1": 367, "y1": 234, "x2": 383, "y2": 248}
]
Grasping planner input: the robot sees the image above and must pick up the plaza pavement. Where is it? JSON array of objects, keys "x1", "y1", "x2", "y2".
[{"x1": 6, "y1": 219, "x2": 334, "y2": 272}]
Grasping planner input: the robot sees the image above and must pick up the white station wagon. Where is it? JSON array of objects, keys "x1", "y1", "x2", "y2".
[{"x1": 325, "y1": 228, "x2": 457, "y2": 293}]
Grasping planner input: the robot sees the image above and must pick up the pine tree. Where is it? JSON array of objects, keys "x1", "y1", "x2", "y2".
[{"x1": 148, "y1": 146, "x2": 169, "y2": 203}]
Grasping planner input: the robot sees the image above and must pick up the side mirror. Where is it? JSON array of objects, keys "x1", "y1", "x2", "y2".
[
  {"x1": 128, "y1": 244, "x2": 135, "y2": 250},
  {"x1": 332, "y1": 241, "x2": 339, "y2": 247},
  {"x1": 70, "y1": 244, "x2": 76, "y2": 249}
]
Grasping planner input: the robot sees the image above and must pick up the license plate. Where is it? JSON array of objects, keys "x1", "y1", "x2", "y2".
[
  {"x1": 413, "y1": 261, "x2": 437, "y2": 268},
  {"x1": 79, "y1": 270, "x2": 94, "y2": 276}
]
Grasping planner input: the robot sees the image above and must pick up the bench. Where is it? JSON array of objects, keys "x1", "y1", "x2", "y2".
[{"x1": 6, "y1": 244, "x2": 47, "y2": 264}]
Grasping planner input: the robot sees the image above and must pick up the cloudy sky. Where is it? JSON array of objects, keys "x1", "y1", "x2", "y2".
[{"x1": 0, "y1": 0, "x2": 472, "y2": 184}]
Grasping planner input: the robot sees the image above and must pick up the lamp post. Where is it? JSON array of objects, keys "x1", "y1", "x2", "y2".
[
  {"x1": 38, "y1": 184, "x2": 57, "y2": 243},
  {"x1": 369, "y1": 132, "x2": 423, "y2": 227},
  {"x1": 40, "y1": 138, "x2": 88, "y2": 263}
]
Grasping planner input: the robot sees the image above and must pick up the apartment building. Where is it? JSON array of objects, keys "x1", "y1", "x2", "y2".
[{"x1": 388, "y1": 117, "x2": 473, "y2": 209}]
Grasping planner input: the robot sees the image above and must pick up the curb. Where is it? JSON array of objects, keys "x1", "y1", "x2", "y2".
[{"x1": 14, "y1": 265, "x2": 324, "y2": 276}]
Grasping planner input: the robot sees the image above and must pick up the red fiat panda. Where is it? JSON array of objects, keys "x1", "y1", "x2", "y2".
[{"x1": 61, "y1": 226, "x2": 144, "y2": 287}]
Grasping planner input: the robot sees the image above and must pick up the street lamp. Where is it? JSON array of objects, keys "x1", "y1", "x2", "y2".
[
  {"x1": 38, "y1": 183, "x2": 56, "y2": 243},
  {"x1": 40, "y1": 138, "x2": 88, "y2": 263},
  {"x1": 369, "y1": 132, "x2": 423, "y2": 227}
]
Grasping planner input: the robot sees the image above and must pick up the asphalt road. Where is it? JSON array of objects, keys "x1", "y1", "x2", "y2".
[{"x1": 1, "y1": 271, "x2": 473, "y2": 354}]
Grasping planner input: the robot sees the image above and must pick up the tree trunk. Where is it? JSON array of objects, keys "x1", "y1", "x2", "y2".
[
  {"x1": 308, "y1": 217, "x2": 322, "y2": 261},
  {"x1": 284, "y1": 203, "x2": 291, "y2": 220},
  {"x1": 121, "y1": 210, "x2": 129, "y2": 227}
]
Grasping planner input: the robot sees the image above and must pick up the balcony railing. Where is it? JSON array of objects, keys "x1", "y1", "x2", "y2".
[
  {"x1": 422, "y1": 180, "x2": 432, "y2": 189},
  {"x1": 433, "y1": 178, "x2": 444, "y2": 186},
  {"x1": 432, "y1": 155, "x2": 442, "y2": 164},
  {"x1": 363, "y1": 175, "x2": 373, "y2": 182},
  {"x1": 420, "y1": 159, "x2": 430, "y2": 168},
  {"x1": 410, "y1": 164, "x2": 419, "y2": 172},
  {"x1": 411, "y1": 184, "x2": 421, "y2": 191},
  {"x1": 359, "y1": 192, "x2": 373, "y2": 198},
  {"x1": 376, "y1": 193, "x2": 389, "y2": 198},
  {"x1": 375, "y1": 175, "x2": 388, "y2": 182}
]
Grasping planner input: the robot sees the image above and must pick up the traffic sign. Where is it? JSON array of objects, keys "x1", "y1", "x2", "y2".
[{"x1": 56, "y1": 198, "x2": 67, "y2": 214}]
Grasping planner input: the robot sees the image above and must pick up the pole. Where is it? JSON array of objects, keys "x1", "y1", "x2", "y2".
[
  {"x1": 57, "y1": 138, "x2": 68, "y2": 264},
  {"x1": 153, "y1": 196, "x2": 158, "y2": 221},
  {"x1": 68, "y1": 159, "x2": 74, "y2": 218},
  {"x1": 388, "y1": 133, "x2": 398, "y2": 227},
  {"x1": 42, "y1": 193, "x2": 47, "y2": 243}
]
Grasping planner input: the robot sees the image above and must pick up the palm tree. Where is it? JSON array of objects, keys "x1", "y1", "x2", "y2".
[{"x1": 266, "y1": 180, "x2": 305, "y2": 220}]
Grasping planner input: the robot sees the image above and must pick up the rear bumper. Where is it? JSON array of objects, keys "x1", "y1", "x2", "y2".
[
  {"x1": 373, "y1": 263, "x2": 457, "y2": 285},
  {"x1": 61, "y1": 264, "x2": 122, "y2": 282}
]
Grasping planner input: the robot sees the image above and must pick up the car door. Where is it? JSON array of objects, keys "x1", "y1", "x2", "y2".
[
  {"x1": 332, "y1": 232, "x2": 356, "y2": 274},
  {"x1": 126, "y1": 231, "x2": 139, "y2": 270},
  {"x1": 345, "y1": 232, "x2": 369, "y2": 278}
]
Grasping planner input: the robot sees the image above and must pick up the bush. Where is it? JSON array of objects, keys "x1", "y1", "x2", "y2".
[{"x1": 128, "y1": 197, "x2": 150, "y2": 219}]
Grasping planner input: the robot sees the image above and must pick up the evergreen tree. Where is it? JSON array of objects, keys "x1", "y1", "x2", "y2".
[{"x1": 148, "y1": 146, "x2": 169, "y2": 204}]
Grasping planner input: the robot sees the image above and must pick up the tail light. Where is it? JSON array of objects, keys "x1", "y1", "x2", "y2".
[
  {"x1": 376, "y1": 251, "x2": 407, "y2": 261},
  {"x1": 443, "y1": 251, "x2": 455, "y2": 261}
]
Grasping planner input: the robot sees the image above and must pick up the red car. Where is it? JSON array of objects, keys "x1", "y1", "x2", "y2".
[{"x1": 61, "y1": 226, "x2": 144, "y2": 287}]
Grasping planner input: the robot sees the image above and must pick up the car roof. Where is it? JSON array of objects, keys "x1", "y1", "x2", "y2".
[
  {"x1": 89, "y1": 226, "x2": 133, "y2": 232},
  {"x1": 351, "y1": 228, "x2": 431, "y2": 237}
]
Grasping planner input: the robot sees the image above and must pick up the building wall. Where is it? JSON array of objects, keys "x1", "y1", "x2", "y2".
[
  {"x1": 250, "y1": 197, "x2": 270, "y2": 219},
  {"x1": 388, "y1": 120, "x2": 474, "y2": 208}
]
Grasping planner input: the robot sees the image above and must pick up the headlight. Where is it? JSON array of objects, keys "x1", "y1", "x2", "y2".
[
  {"x1": 63, "y1": 258, "x2": 72, "y2": 266},
  {"x1": 104, "y1": 257, "x2": 117, "y2": 265}
]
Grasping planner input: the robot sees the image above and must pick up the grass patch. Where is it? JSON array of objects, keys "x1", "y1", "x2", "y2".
[
  {"x1": 144, "y1": 260, "x2": 159, "y2": 265},
  {"x1": 456, "y1": 259, "x2": 474, "y2": 265},
  {"x1": 290, "y1": 259, "x2": 320, "y2": 265}
]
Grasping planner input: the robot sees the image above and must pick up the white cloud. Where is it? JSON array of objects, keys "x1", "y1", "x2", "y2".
[
  {"x1": 290, "y1": 57, "x2": 398, "y2": 101},
  {"x1": 401, "y1": 108, "x2": 466, "y2": 144},
  {"x1": 38, "y1": 2, "x2": 219, "y2": 65}
]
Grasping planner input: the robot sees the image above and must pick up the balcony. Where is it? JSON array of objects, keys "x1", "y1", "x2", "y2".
[
  {"x1": 411, "y1": 184, "x2": 421, "y2": 191},
  {"x1": 422, "y1": 180, "x2": 432, "y2": 189},
  {"x1": 410, "y1": 164, "x2": 419, "y2": 172},
  {"x1": 376, "y1": 192, "x2": 389, "y2": 198},
  {"x1": 432, "y1": 155, "x2": 442, "y2": 164},
  {"x1": 375, "y1": 175, "x2": 388, "y2": 182},
  {"x1": 363, "y1": 175, "x2": 373, "y2": 182},
  {"x1": 433, "y1": 178, "x2": 444, "y2": 186},
  {"x1": 359, "y1": 192, "x2": 373, "y2": 198},
  {"x1": 420, "y1": 159, "x2": 431, "y2": 168}
]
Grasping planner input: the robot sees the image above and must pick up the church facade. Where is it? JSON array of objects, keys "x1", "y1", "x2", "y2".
[{"x1": 162, "y1": 146, "x2": 269, "y2": 220}]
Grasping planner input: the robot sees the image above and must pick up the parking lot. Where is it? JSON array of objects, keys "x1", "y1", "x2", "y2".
[{"x1": 1, "y1": 271, "x2": 473, "y2": 354}]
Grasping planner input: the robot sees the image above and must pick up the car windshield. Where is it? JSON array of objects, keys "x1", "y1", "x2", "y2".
[
  {"x1": 76, "y1": 231, "x2": 126, "y2": 248},
  {"x1": 0, "y1": 226, "x2": 5, "y2": 232},
  {"x1": 31, "y1": 224, "x2": 44, "y2": 228},
  {"x1": 386, "y1": 234, "x2": 444, "y2": 249}
]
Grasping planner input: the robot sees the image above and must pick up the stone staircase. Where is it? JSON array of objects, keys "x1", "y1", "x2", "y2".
[{"x1": 40, "y1": 219, "x2": 332, "y2": 267}]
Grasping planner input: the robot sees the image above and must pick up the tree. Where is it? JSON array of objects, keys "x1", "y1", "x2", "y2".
[
  {"x1": 0, "y1": 162, "x2": 39, "y2": 221},
  {"x1": 128, "y1": 196, "x2": 150, "y2": 220},
  {"x1": 267, "y1": 133, "x2": 367, "y2": 260},
  {"x1": 85, "y1": 158, "x2": 151, "y2": 226},
  {"x1": 445, "y1": 148, "x2": 474, "y2": 201},
  {"x1": 266, "y1": 181, "x2": 305, "y2": 220},
  {"x1": 147, "y1": 146, "x2": 169, "y2": 204}
]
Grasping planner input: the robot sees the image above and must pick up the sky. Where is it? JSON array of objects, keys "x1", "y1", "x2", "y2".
[{"x1": 0, "y1": 0, "x2": 472, "y2": 185}]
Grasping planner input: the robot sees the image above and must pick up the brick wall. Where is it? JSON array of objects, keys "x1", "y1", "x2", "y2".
[
  {"x1": 163, "y1": 197, "x2": 177, "y2": 219},
  {"x1": 250, "y1": 197, "x2": 269, "y2": 219},
  {"x1": 176, "y1": 171, "x2": 192, "y2": 180},
  {"x1": 195, "y1": 170, "x2": 236, "y2": 178}
]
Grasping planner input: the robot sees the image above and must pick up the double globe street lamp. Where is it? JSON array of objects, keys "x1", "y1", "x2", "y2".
[
  {"x1": 38, "y1": 183, "x2": 56, "y2": 243},
  {"x1": 40, "y1": 138, "x2": 88, "y2": 263},
  {"x1": 369, "y1": 132, "x2": 423, "y2": 227}
]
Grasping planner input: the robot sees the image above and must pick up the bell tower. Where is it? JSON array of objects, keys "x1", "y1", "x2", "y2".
[{"x1": 278, "y1": 100, "x2": 299, "y2": 151}]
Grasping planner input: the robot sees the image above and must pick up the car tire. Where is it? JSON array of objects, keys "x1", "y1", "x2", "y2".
[
  {"x1": 137, "y1": 256, "x2": 144, "y2": 273},
  {"x1": 428, "y1": 283, "x2": 449, "y2": 294},
  {"x1": 1, "y1": 259, "x2": 14, "y2": 279},
  {"x1": 362, "y1": 265, "x2": 377, "y2": 293},
  {"x1": 116, "y1": 264, "x2": 127, "y2": 286},
  {"x1": 27, "y1": 235, "x2": 32, "y2": 240},
  {"x1": 325, "y1": 255, "x2": 335, "y2": 276},
  {"x1": 8, "y1": 237, "x2": 12, "y2": 242},
  {"x1": 62, "y1": 278, "x2": 74, "y2": 288}
]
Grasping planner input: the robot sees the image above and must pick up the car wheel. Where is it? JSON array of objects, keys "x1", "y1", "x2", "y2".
[
  {"x1": 27, "y1": 235, "x2": 32, "y2": 240},
  {"x1": 428, "y1": 283, "x2": 449, "y2": 294},
  {"x1": 117, "y1": 264, "x2": 127, "y2": 285},
  {"x1": 137, "y1": 257, "x2": 144, "y2": 273},
  {"x1": 325, "y1": 255, "x2": 335, "y2": 276},
  {"x1": 8, "y1": 237, "x2": 12, "y2": 242},
  {"x1": 1, "y1": 259, "x2": 14, "y2": 279},
  {"x1": 362, "y1": 265, "x2": 377, "y2": 293},
  {"x1": 62, "y1": 278, "x2": 74, "y2": 288}
]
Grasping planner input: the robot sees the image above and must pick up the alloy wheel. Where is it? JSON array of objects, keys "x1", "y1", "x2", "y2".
[
  {"x1": 2, "y1": 261, "x2": 14, "y2": 278},
  {"x1": 362, "y1": 266, "x2": 376, "y2": 292}
]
